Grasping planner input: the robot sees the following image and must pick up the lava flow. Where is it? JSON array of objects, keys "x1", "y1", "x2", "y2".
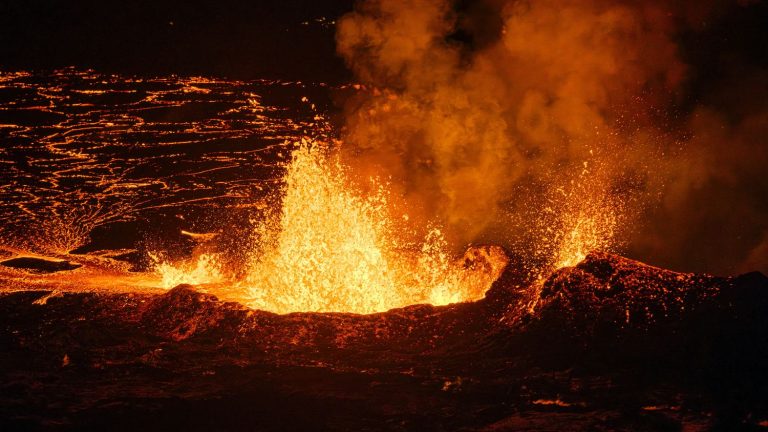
[{"x1": 0, "y1": 68, "x2": 604, "y2": 314}]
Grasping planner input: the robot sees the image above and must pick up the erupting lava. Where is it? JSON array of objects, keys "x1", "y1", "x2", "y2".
[
  {"x1": 0, "y1": 69, "x2": 627, "y2": 315},
  {"x1": 155, "y1": 140, "x2": 509, "y2": 314}
]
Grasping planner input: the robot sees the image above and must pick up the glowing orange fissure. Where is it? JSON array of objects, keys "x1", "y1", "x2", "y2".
[{"x1": 153, "y1": 139, "x2": 508, "y2": 314}]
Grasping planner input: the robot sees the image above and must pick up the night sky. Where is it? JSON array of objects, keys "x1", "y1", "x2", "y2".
[
  {"x1": 1, "y1": 1, "x2": 765, "y2": 83},
  {"x1": 0, "y1": 0, "x2": 355, "y2": 82}
]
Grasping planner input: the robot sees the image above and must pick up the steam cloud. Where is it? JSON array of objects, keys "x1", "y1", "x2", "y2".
[{"x1": 335, "y1": 0, "x2": 768, "y2": 274}]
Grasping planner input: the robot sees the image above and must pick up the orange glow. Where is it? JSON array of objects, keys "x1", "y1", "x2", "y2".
[
  {"x1": 150, "y1": 252, "x2": 225, "y2": 288},
  {"x1": 553, "y1": 210, "x2": 616, "y2": 270},
  {"x1": 551, "y1": 190, "x2": 618, "y2": 271},
  {"x1": 0, "y1": 69, "x2": 625, "y2": 316},
  {"x1": 154, "y1": 140, "x2": 508, "y2": 314}
]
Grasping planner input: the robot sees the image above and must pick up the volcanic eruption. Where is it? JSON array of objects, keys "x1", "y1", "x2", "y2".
[
  {"x1": 0, "y1": 0, "x2": 767, "y2": 431},
  {"x1": 154, "y1": 139, "x2": 509, "y2": 313}
]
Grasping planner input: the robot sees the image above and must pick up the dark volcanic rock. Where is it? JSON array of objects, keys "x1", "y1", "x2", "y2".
[
  {"x1": 1, "y1": 257, "x2": 82, "y2": 273},
  {"x1": 1, "y1": 253, "x2": 766, "y2": 431}
]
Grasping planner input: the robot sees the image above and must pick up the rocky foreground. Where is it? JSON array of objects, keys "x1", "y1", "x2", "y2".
[{"x1": 1, "y1": 252, "x2": 767, "y2": 431}]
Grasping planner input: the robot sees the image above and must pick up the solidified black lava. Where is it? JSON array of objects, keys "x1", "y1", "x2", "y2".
[
  {"x1": 1, "y1": 257, "x2": 81, "y2": 273},
  {"x1": 0, "y1": 252, "x2": 766, "y2": 431}
]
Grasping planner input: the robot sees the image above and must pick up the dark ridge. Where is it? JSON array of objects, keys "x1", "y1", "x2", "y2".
[
  {"x1": 1, "y1": 252, "x2": 766, "y2": 430},
  {"x1": 1, "y1": 257, "x2": 81, "y2": 273}
]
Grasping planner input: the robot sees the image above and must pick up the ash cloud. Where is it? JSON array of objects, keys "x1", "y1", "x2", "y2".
[{"x1": 335, "y1": 0, "x2": 768, "y2": 274}]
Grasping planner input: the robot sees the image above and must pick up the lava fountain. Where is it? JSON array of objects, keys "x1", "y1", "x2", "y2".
[{"x1": 155, "y1": 139, "x2": 509, "y2": 314}]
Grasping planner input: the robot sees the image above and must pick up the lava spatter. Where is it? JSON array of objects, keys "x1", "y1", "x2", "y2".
[{"x1": 155, "y1": 140, "x2": 509, "y2": 314}]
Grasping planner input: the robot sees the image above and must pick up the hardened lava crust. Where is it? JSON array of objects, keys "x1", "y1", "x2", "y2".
[{"x1": 1, "y1": 252, "x2": 767, "y2": 431}]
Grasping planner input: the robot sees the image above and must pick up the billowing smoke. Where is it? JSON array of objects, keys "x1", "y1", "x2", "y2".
[{"x1": 335, "y1": 0, "x2": 768, "y2": 274}]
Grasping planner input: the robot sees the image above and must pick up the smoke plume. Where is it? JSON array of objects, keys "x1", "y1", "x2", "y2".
[{"x1": 335, "y1": 0, "x2": 768, "y2": 274}]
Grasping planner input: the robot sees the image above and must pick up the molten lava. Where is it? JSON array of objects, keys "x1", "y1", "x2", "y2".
[{"x1": 155, "y1": 140, "x2": 508, "y2": 314}]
